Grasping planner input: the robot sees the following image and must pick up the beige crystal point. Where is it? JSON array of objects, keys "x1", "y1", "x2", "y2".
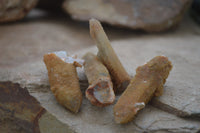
[
  {"x1": 43, "y1": 51, "x2": 83, "y2": 113},
  {"x1": 83, "y1": 52, "x2": 115, "y2": 107},
  {"x1": 114, "y1": 56, "x2": 172, "y2": 124},
  {"x1": 89, "y1": 19, "x2": 130, "y2": 93}
]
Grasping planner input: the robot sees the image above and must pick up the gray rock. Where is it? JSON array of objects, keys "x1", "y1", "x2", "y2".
[
  {"x1": 135, "y1": 106, "x2": 200, "y2": 133},
  {"x1": 33, "y1": 90, "x2": 200, "y2": 133},
  {"x1": 63, "y1": 0, "x2": 192, "y2": 32},
  {"x1": 0, "y1": 0, "x2": 38, "y2": 22}
]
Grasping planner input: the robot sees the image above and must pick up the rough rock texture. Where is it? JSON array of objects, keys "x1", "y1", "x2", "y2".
[
  {"x1": 63, "y1": 0, "x2": 192, "y2": 32},
  {"x1": 0, "y1": 82, "x2": 74, "y2": 133},
  {"x1": 0, "y1": 82, "x2": 200, "y2": 133},
  {"x1": 0, "y1": 80, "x2": 200, "y2": 133},
  {"x1": 1, "y1": 11, "x2": 200, "y2": 132},
  {"x1": 0, "y1": 0, "x2": 38, "y2": 22},
  {"x1": 1, "y1": 81, "x2": 199, "y2": 133},
  {"x1": 0, "y1": 81, "x2": 44, "y2": 133}
]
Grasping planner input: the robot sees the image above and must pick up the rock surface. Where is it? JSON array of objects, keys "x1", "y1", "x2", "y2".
[
  {"x1": 0, "y1": 82, "x2": 75, "y2": 133},
  {"x1": 1, "y1": 11, "x2": 200, "y2": 132},
  {"x1": 63, "y1": 0, "x2": 192, "y2": 32},
  {"x1": 0, "y1": 81, "x2": 44, "y2": 133},
  {"x1": 0, "y1": 0, "x2": 38, "y2": 22},
  {"x1": 1, "y1": 81, "x2": 200, "y2": 133}
]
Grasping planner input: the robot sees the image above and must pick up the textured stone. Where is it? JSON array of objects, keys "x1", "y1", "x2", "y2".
[
  {"x1": 0, "y1": 81, "x2": 200, "y2": 133},
  {"x1": 0, "y1": 0, "x2": 38, "y2": 22},
  {"x1": 63, "y1": 0, "x2": 192, "y2": 32},
  {"x1": 38, "y1": 111, "x2": 74, "y2": 133},
  {"x1": 0, "y1": 82, "x2": 45, "y2": 133},
  {"x1": 0, "y1": 82, "x2": 75, "y2": 133},
  {"x1": 32, "y1": 90, "x2": 200, "y2": 133},
  {"x1": 135, "y1": 106, "x2": 200, "y2": 133}
]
